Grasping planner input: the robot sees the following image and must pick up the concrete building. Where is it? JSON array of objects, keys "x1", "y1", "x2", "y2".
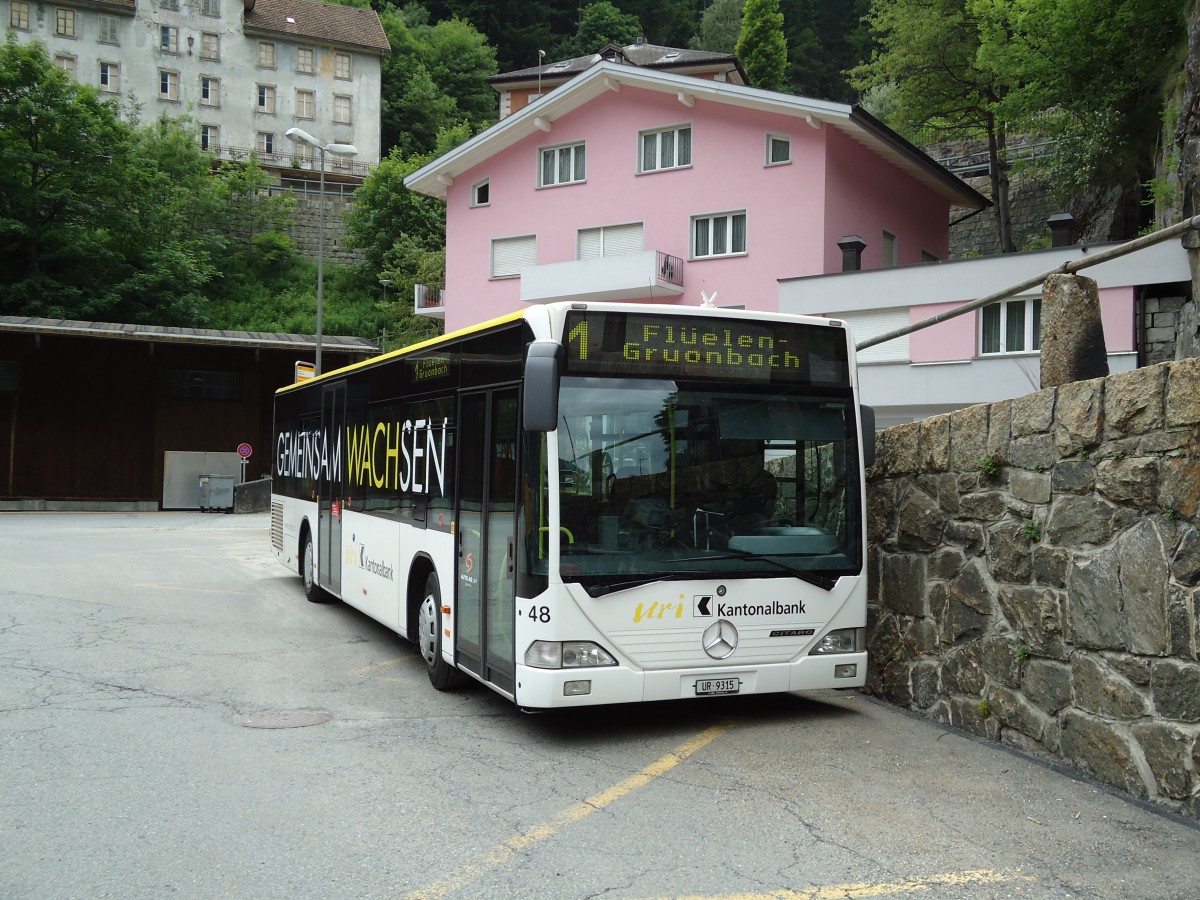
[{"x1": 2, "y1": 0, "x2": 389, "y2": 172}]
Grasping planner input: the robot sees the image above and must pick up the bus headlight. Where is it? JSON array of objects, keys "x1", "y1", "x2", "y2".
[
  {"x1": 809, "y1": 628, "x2": 865, "y2": 655},
  {"x1": 525, "y1": 641, "x2": 617, "y2": 669}
]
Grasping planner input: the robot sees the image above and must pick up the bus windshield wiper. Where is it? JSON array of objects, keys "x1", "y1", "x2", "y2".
[
  {"x1": 585, "y1": 572, "x2": 696, "y2": 597},
  {"x1": 669, "y1": 551, "x2": 840, "y2": 592}
]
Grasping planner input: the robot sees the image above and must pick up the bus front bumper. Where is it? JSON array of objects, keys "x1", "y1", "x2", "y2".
[{"x1": 513, "y1": 652, "x2": 868, "y2": 709}]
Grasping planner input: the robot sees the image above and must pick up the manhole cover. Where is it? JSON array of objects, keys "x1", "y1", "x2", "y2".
[{"x1": 242, "y1": 710, "x2": 331, "y2": 729}]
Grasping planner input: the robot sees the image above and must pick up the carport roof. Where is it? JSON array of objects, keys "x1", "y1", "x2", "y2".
[{"x1": 0, "y1": 317, "x2": 378, "y2": 355}]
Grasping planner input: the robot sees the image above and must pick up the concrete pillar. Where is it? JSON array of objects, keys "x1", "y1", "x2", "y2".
[{"x1": 1040, "y1": 273, "x2": 1109, "y2": 388}]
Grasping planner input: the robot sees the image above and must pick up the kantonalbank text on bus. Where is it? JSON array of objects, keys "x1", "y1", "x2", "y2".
[{"x1": 271, "y1": 302, "x2": 874, "y2": 709}]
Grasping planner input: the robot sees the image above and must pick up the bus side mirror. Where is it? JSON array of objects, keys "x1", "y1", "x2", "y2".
[
  {"x1": 860, "y1": 404, "x2": 875, "y2": 468},
  {"x1": 523, "y1": 341, "x2": 564, "y2": 432}
]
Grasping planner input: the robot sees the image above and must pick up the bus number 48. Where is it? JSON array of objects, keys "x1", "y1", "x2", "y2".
[{"x1": 528, "y1": 605, "x2": 551, "y2": 623}]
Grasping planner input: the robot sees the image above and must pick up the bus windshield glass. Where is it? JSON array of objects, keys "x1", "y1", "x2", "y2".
[{"x1": 552, "y1": 376, "x2": 862, "y2": 595}]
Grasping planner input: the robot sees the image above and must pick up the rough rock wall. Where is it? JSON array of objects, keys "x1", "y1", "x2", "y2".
[{"x1": 866, "y1": 358, "x2": 1200, "y2": 818}]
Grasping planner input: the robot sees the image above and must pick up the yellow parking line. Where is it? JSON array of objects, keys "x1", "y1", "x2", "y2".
[
  {"x1": 657, "y1": 868, "x2": 1029, "y2": 900},
  {"x1": 405, "y1": 720, "x2": 736, "y2": 900}
]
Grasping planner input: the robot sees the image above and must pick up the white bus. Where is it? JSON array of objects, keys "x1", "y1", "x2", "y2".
[{"x1": 271, "y1": 302, "x2": 874, "y2": 709}]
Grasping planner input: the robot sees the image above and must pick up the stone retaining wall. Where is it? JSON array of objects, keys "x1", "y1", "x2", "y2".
[{"x1": 866, "y1": 357, "x2": 1200, "y2": 817}]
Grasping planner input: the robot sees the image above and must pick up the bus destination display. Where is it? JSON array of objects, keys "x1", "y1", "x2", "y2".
[{"x1": 562, "y1": 311, "x2": 849, "y2": 386}]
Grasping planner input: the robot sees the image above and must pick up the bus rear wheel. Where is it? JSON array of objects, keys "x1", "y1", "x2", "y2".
[
  {"x1": 301, "y1": 529, "x2": 331, "y2": 604},
  {"x1": 418, "y1": 573, "x2": 465, "y2": 690}
]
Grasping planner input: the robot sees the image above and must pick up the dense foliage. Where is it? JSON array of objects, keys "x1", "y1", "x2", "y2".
[
  {"x1": 851, "y1": 0, "x2": 1190, "y2": 246},
  {"x1": 2, "y1": 0, "x2": 1192, "y2": 340}
]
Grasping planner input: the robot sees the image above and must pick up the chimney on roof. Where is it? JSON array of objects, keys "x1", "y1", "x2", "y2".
[
  {"x1": 837, "y1": 235, "x2": 867, "y2": 272},
  {"x1": 635, "y1": 35, "x2": 645, "y2": 44},
  {"x1": 1048, "y1": 212, "x2": 1075, "y2": 247}
]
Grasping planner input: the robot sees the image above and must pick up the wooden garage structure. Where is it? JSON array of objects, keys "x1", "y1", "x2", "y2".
[{"x1": 0, "y1": 318, "x2": 377, "y2": 509}]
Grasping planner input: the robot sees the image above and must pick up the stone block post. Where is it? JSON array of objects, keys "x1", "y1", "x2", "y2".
[{"x1": 1040, "y1": 273, "x2": 1109, "y2": 389}]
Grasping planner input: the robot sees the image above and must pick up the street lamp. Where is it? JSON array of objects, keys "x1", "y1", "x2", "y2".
[{"x1": 285, "y1": 127, "x2": 357, "y2": 376}]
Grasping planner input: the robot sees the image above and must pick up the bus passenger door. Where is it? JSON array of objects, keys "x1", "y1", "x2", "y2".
[
  {"x1": 456, "y1": 387, "x2": 518, "y2": 694},
  {"x1": 319, "y1": 382, "x2": 345, "y2": 597}
]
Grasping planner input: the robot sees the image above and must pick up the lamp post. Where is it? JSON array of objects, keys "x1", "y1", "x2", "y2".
[{"x1": 285, "y1": 127, "x2": 358, "y2": 376}]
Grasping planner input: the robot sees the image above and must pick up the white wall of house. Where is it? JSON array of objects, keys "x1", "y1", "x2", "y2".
[{"x1": 780, "y1": 239, "x2": 1192, "y2": 426}]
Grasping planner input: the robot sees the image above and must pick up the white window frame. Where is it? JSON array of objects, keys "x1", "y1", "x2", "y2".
[
  {"x1": 56, "y1": 7, "x2": 75, "y2": 37},
  {"x1": 257, "y1": 132, "x2": 275, "y2": 155},
  {"x1": 335, "y1": 52, "x2": 351, "y2": 79},
  {"x1": 766, "y1": 134, "x2": 791, "y2": 166},
  {"x1": 538, "y1": 141, "x2": 586, "y2": 188},
  {"x1": 97, "y1": 14, "x2": 118, "y2": 44},
  {"x1": 257, "y1": 41, "x2": 276, "y2": 69},
  {"x1": 491, "y1": 235, "x2": 536, "y2": 279},
  {"x1": 10, "y1": 1, "x2": 30, "y2": 30},
  {"x1": 257, "y1": 84, "x2": 276, "y2": 114},
  {"x1": 159, "y1": 69, "x2": 179, "y2": 101},
  {"x1": 200, "y1": 76, "x2": 219, "y2": 106},
  {"x1": 471, "y1": 178, "x2": 490, "y2": 207},
  {"x1": 99, "y1": 61, "x2": 119, "y2": 93},
  {"x1": 54, "y1": 54, "x2": 76, "y2": 76},
  {"x1": 577, "y1": 222, "x2": 644, "y2": 259},
  {"x1": 639, "y1": 124, "x2": 691, "y2": 173},
  {"x1": 691, "y1": 211, "x2": 747, "y2": 260},
  {"x1": 200, "y1": 124, "x2": 219, "y2": 152},
  {"x1": 297, "y1": 47, "x2": 314, "y2": 74},
  {"x1": 333, "y1": 94, "x2": 351, "y2": 124},
  {"x1": 295, "y1": 89, "x2": 314, "y2": 119},
  {"x1": 980, "y1": 297, "x2": 1042, "y2": 355},
  {"x1": 160, "y1": 26, "x2": 178, "y2": 54},
  {"x1": 202, "y1": 0, "x2": 220, "y2": 15}
]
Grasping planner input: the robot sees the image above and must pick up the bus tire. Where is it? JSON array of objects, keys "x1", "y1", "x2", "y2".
[
  {"x1": 418, "y1": 572, "x2": 465, "y2": 690},
  {"x1": 301, "y1": 528, "x2": 331, "y2": 604}
]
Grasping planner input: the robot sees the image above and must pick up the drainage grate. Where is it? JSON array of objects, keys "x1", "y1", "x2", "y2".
[{"x1": 242, "y1": 710, "x2": 331, "y2": 729}]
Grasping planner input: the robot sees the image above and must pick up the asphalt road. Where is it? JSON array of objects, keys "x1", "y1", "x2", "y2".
[{"x1": 1, "y1": 512, "x2": 1197, "y2": 900}]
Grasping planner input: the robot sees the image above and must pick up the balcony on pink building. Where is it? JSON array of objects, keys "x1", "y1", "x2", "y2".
[
  {"x1": 414, "y1": 282, "x2": 445, "y2": 320},
  {"x1": 519, "y1": 251, "x2": 685, "y2": 305}
]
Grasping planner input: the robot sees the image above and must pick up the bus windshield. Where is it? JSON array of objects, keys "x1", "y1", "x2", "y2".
[{"x1": 551, "y1": 376, "x2": 862, "y2": 595}]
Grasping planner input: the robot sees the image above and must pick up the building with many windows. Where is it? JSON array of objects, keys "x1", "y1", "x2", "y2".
[
  {"x1": 405, "y1": 53, "x2": 1192, "y2": 426},
  {"x1": 403, "y1": 59, "x2": 988, "y2": 331},
  {"x1": 3, "y1": 0, "x2": 389, "y2": 172}
]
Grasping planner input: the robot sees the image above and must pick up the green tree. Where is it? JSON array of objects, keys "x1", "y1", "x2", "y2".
[
  {"x1": 690, "y1": 0, "x2": 744, "y2": 53},
  {"x1": 0, "y1": 37, "x2": 130, "y2": 316},
  {"x1": 736, "y1": 0, "x2": 789, "y2": 92},
  {"x1": 781, "y1": 0, "x2": 870, "y2": 102},
  {"x1": 616, "y1": 0, "x2": 695, "y2": 46},
  {"x1": 973, "y1": 0, "x2": 1187, "y2": 223},
  {"x1": 379, "y1": 4, "x2": 498, "y2": 156},
  {"x1": 343, "y1": 132, "x2": 457, "y2": 347},
  {"x1": 424, "y1": 0, "x2": 577, "y2": 72},
  {"x1": 852, "y1": 0, "x2": 1188, "y2": 247},
  {"x1": 555, "y1": 1, "x2": 644, "y2": 58},
  {"x1": 849, "y1": 0, "x2": 1018, "y2": 250}
]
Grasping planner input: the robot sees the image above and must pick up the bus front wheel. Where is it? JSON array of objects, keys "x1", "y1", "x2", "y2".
[{"x1": 418, "y1": 573, "x2": 464, "y2": 690}]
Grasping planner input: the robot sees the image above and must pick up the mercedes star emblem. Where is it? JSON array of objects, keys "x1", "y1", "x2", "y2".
[{"x1": 702, "y1": 619, "x2": 738, "y2": 659}]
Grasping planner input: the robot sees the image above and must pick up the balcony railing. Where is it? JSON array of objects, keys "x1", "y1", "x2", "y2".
[
  {"x1": 201, "y1": 142, "x2": 373, "y2": 178},
  {"x1": 415, "y1": 283, "x2": 445, "y2": 319},
  {"x1": 656, "y1": 251, "x2": 684, "y2": 287}
]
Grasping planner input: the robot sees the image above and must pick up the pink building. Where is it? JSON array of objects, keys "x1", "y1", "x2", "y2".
[{"x1": 404, "y1": 60, "x2": 987, "y2": 333}]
